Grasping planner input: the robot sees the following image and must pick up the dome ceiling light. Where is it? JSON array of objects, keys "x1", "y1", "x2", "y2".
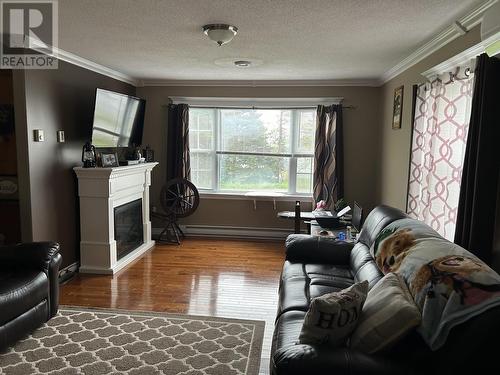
[
  {"x1": 202, "y1": 24, "x2": 238, "y2": 46},
  {"x1": 234, "y1": 60, "x2": 251, "y2": 67}
]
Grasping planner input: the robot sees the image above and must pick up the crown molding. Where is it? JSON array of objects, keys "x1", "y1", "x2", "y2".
[
  {"x1": 422, "y1": 31, "x2": 500, "y2": 79},
  {"x1": 379, "y1": 0, "x2": 498, "y2": 85},
  {"x1": 138, "y1": 79, "x2": 379, "y2": 87},
  {"x1": 52, "y1": 47, "x2": 140, "y2": 86}
]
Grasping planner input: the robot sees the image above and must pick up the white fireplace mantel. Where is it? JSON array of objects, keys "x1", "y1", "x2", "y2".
[{"x1": 74, "y1": 162, "x2": 158, "y2": 274}]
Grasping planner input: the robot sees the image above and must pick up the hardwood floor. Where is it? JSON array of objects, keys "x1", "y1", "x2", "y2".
[{"x1": 60, "y1": 238, "x2": 285, "y2": 374}]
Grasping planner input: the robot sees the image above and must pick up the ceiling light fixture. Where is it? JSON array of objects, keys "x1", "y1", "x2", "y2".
[
  {"x1": 234, "y1": 60, "x2": 251, "y2": 67},
  {"x1": 202, "y1": 24, "x2": 238, "y2": 46}
]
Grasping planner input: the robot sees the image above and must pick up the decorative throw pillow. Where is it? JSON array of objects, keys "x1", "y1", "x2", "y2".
[
  {"x1": 299, "y1": 281, "x2": 368, "y2": 346},
  {"x1": 350, "y1": 272, "x2": 421, "y2": 353}
]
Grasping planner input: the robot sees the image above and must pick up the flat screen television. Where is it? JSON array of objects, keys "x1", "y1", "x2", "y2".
[{"x1": 91, "y1": 88, "x2": 146, "y2": 147}]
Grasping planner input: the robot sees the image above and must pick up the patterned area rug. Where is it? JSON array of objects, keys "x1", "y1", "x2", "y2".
[{"x1": 0, "y1": 307, "x2": 265, "y2": 375}]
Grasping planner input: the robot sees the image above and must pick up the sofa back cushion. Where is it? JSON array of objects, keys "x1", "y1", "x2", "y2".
[
  {"x1": 356, "y1": 205, "x2": 408, "y2": 250},
  {"x1": 349, "y1": 205, "x2": 408, "y2": 290}
]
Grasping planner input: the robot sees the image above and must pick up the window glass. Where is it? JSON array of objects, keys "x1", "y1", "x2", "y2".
[
  {"x1": 296, "y1": 157, "x2": 313, "y2": 193},
  {"x1": 220, "y1": 109, "x2": 291, "y2": 154},
  {"x1": 297, "y1": 110, "x2": 315, "y2": 154},
  {"x1": 219, "y1": 155, "x2": 289, "y2": 191},
  {"x1": 188, "y1": 107, "x2": 315, "y2": 194}
]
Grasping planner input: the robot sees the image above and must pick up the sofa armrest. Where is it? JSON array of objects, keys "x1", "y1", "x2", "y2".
[
  {"x1": 0, "y1": 242, "x2": 62, "y2": 319},
  {"x1": 48, "y1": 253, "x2": 62, "y2": 317},
  {"x1": 285, "y1": 234, "x2": 353, "y2": 265},
  {"x1": 272, "y1": 344, "x2": 417, "y2": 375},
  {"x1": 0, "y1": 242, "x2": 60, "y2": 275}
]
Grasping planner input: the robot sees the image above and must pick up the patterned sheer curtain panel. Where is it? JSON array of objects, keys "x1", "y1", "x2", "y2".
[{"x1": 407, "y1": 65, "x2": 474, "y2": 240}]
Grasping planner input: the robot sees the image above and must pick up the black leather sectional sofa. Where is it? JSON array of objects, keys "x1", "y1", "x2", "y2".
[
  {"x1": 271, "y1": 205, "x2": 500, "y2": 374},
  {"x1": 0, "y1": 242, "x2": 62, "y2": 350}
]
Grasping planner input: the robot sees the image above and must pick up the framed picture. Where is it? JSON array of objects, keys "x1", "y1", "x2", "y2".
[
  {"x1": 392, "y1": 85, "x2": 404, "y2": 129},
  {"x1": 101, "y1": 152, "x2": 119, "y2": 167},
  {"x1": 0, "y1": 176, "x2": 18, "y2": 200}
]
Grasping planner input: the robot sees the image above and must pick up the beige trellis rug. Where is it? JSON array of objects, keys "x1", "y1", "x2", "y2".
[{"x1": 0, "y1": 307, "x2": 265, "y2": 375}]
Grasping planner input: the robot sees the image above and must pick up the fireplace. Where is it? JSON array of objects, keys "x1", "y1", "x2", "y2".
[
  {"x1": 114, "y1": 198, "x2": 143, "y2": 260},
  {"x1": 74, "y1": 162, "x2": 157, "y2": 274}
]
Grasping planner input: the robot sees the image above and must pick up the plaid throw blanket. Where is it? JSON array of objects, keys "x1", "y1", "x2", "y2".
[{"x1": 371, "y1": 218, "x2": 500, "y2": 350}]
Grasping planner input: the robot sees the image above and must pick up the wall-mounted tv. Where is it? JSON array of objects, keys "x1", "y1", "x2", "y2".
[{"x1": 91, "y1": 88, "x2": 146, "y2": 147}]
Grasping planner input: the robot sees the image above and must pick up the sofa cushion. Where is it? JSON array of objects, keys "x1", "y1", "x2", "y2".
[
  {"x1": 350, "y1": 273, "x2": 421, "y2": 354},
  {"x1": 350, "y1": 245, "x2": 383, "y2": 289},
  {"x1": 278, "y1": 276, "x2": 310, "y2": 315},
  {"x1": 0, "y1": 269, "x2": 48, "y2": 326},
  {"x1": 299, "y1": 281, "x2": 369, "y2": 347},
  {"x1": 305, "y1": 264, "x2": 353, "y2": 280},
  {"x1": 272, "y1": 310, "x2": 307, "y2": 353},
  {"x1": 278, "y1": 261, "x2": 355, "y2": 317}
]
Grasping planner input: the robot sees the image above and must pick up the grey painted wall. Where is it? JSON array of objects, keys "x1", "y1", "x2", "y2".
[
  {"x1": 15, "y1": 61, "x2": 135, "y2": 268},
  {"x1": 136, "y1": 85, "x2": 382, "y2": 231}
]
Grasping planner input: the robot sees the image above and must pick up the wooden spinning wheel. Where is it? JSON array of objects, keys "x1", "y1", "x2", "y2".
[
  {"x1": 160, "y1": 178, "x2": 199, "y2": 218},
  {"x1": 153, "y1": 178, "x2": 200, "y2": 244}
]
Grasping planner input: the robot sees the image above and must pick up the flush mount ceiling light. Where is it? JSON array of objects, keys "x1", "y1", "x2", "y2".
[
  {"x1": 202, "y1": 24, "x2": 238, "y2": 46},
  {"x1": 234, "y1": 60, "x2": 251, "y2": 67},
  {"x1": 214, "y1": 57, "x2": 263, "y2": 68}
]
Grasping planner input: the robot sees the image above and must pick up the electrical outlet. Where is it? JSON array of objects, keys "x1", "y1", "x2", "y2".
[{"x1": 33, "y1": 129, "x2": 44, "y2": 142}]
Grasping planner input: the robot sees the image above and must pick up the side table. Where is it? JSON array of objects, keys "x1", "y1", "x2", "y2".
[{"x1": 310, "y1": 220, "x2": 356, "y2": 243}]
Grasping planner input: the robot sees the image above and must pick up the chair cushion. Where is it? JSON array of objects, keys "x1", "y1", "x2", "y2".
[{"x1": 0, "y1": 269, "x2": 48, "y2": 325}]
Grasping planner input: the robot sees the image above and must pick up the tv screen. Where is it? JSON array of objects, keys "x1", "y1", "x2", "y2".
[{"x1": 91, "y1": 88, "x2": 145, "y2": 147}]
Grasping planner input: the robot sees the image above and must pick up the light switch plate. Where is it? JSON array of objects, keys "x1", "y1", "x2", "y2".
[
  {"x1": 57, "y1": 130, "x2": 65, "y2": 143},
  {"x1": 33, "y1": 129, "x2": 44, "y2": 142}
]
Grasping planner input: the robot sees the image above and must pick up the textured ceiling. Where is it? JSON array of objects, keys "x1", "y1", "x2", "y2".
[{"x1": 58, "y1": 0, "x2": 484, "y2": 81}]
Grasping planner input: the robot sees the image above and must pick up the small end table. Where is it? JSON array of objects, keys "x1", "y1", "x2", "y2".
[{"x1": 310, "y1": 220, "x2": 356, "y2": 243}]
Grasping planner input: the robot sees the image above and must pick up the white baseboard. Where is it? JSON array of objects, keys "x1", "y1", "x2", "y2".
[
  {"x1": 79, "y1": 240, "x2": 155, "y2": 275},
  {"x1": 153, "y1": 225, "x2": 303, "y2": 241}
]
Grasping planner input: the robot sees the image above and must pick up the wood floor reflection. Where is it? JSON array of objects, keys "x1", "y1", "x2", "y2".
[{"x1": 60, "y1": 238, "x2": 285, "y2": 374}]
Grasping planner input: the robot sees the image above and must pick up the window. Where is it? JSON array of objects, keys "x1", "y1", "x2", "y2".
[{"x1": 189, "y1": 107, "x2": 316, "y2": 195}]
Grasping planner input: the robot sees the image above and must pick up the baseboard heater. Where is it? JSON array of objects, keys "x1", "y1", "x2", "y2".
[{"x1": 152, "y1": 225, "x2": 302, "y2": 241}]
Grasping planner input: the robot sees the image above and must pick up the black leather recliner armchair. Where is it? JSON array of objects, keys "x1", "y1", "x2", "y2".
[{"x1": 0, "y1": 242, "x2": 62, "y2": 350}]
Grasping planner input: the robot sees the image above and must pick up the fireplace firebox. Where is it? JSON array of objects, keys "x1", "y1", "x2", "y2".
[{"x1": 114, "y1": 198, "x2": 143, "y2": 260}]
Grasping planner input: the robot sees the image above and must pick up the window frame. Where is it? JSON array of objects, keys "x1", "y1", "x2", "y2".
[{"x1": 189, "y1": 106, "x2": 316, "y2": 197}]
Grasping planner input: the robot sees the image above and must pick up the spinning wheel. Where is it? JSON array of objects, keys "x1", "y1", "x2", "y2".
[
  {"x1": 160, "y1": 178, "x2": 199, "y2": 218},
  {"x1": 153, "y1": 178, "x2": 200, "y2": 244}
]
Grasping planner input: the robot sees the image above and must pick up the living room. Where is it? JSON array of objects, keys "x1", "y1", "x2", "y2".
[{"x1": 1, "y1": 1, "x2": 500, "y2": 374}]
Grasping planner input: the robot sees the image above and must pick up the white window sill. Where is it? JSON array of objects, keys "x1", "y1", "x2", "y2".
[{"x1": 198, "y1": 191, "x2": 313, "y2": 202}]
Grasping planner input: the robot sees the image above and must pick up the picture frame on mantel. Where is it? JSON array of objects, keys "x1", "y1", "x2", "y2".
[
  {"x1": 392, "y1": 85, "x2": 404, "y2": 129},
  {"x1": 101, "y1": 152, "x2": 119, "y2": 168}
]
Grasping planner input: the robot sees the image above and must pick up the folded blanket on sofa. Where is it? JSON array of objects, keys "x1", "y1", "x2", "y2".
[{"x1": 371, "y1": 218, "x2": 500, "y2": 350}]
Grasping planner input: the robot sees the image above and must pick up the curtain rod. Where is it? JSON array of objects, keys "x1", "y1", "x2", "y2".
[
  {"x1": 189, "y1": 105, "x2": 356, "y2": 110},
  {"x1": 162, "y1": 104, "x2": 356, "y2": 109}
]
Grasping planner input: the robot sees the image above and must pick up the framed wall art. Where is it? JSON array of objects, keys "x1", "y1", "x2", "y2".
[{"x1": 392, "y1": 85, "x2": 404, "y2": 129}]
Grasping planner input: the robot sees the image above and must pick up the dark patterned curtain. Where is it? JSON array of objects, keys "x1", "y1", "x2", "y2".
[
  {"x1": 313, "y1": 104, "x2": 344, "y2": 209},
  {"x1": 166, "y1": 104, "x2": 190, "y2": 181},
  {"x1": 454, "y1": 54, "x2": 500, "y2": 264}
]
